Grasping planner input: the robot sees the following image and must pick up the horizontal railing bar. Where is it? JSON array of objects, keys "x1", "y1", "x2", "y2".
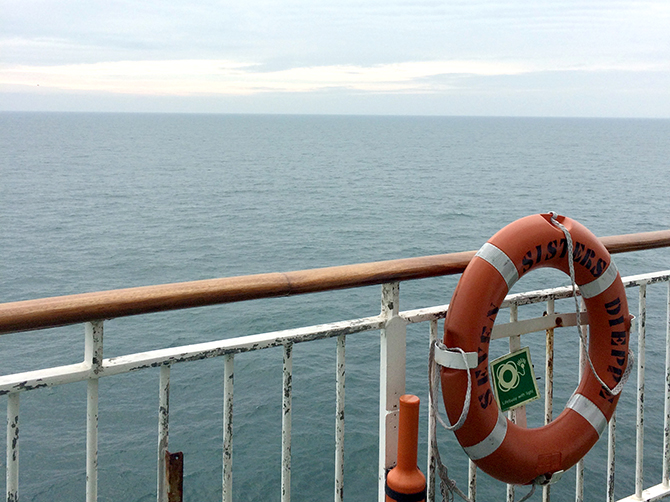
[
  {"x1": 502, "y1": 286, "x2": 576, "y2": 307},
  {"x1": 619, "y1": 271, "x2": 670, "y2": 287},
  {"x1": 0, "y1": 363, "x2": 91, "y2": 395},
  {"x1": 500, "y1": 271, "x2": 670, "y2": 308},
  {"x1": 103, "y1": 316, "x2": 383, "y2": 375},
  {"x1": 389, "y1": 295, "x2": 591, "y2": 327},
  {"x1": 401, "y1": 304, "x2": 450, "y2": 324},
  {"x1": 1, "y1": 230, "x2": 669, "y2": 335},
  {"x1": 492, "y1": 312, "x2": 586, "y2": 339},
  {"x1": 0, "y1": 317, "x2": 384, "y2": 394}
]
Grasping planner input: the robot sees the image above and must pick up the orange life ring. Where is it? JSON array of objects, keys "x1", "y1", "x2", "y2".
[{"x1": 441, "y1": 213, "x2": 631, "y2": 485}]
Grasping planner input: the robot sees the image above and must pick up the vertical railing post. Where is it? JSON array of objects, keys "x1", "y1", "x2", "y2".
[
  {"x1": 223, "y1": 354, "x2": 234, "y2": 502},
  {"x1": 468, "y1": 460, "x2": 477, "y2": 502},
  {"x1": 543, "y1": 299, "x2": 555, "y2": 502},
  {"x1": 158, "y1": 364, "x2": 171, "y2": 502},
  {"x1": 664, "y1": 281, "x2": 670, "y2": 488},
  {"x1": 427, "y1": 320, "x2": 437, "y2": 502},
  {"x1": 379, "y1": 282, "x2": 406, "y2": 502},
  {"x1": 636, "y1": 283, "x2": 647, "y2": 499},
  {"x1": 507, "y1": 303, "x2": 521, "y2": 502},
  {"x1": 607, "y1": 412, "x2": 616, "y2": 502},
  {"x1": 334, "y1": 335, "x2": 346, "y2": 502},
  {"x1": 6, "y1": 393, "x2": 20, "y2": 502},
  {"x1": 85, "y1": 320, "x2": 103, "y2": 502},
  {"x1": 281, "y1": 343, "x2": 293, "y2": 502},
  {"x1": 575, "y1": 299, "x2": 586, "y2": 502}
]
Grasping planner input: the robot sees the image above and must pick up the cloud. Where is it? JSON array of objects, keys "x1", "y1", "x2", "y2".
[
  {"x1": 4, "y1": 57, "x2": 667, "y2": 99},
  {"x1": 1, "y1": 59, "x2": 533, "y2": 96}
]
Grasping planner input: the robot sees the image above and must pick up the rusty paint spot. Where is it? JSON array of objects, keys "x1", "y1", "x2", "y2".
[
  {"x1": 166, "y1": 451, "x2": 184, "y2": 502},
  {"x1": 555, "y1": 317, "x2": 563, "y2": 327}
]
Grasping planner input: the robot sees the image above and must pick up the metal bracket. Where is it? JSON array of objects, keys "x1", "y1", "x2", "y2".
[{"x1": 535, "y1": 469, "x2": 564, "y2": 486}]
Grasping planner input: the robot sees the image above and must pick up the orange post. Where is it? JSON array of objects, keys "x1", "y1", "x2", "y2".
[{"x1": 385, "y1": 394, "x2": 426, "y2": 502}]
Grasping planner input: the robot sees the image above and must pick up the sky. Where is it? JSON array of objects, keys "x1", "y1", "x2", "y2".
[{"x1": 2, "y1": 0, "x2": 670, "y2": 117}]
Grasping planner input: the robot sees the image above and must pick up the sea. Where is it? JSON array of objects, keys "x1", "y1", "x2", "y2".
[{"x1": 1, "y1": 112, "x2": 670, "y2": 501}]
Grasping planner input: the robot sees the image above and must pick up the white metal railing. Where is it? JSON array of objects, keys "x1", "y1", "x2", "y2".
[{"x1": 1, "y1": 270, "x2": 670, "y2": 501}]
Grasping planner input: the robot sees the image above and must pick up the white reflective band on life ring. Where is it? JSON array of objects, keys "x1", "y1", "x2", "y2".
[
  {"x1": 579, "y1": 261, "x2": 619, "y2": 299},
  {"x1": 566, "y1": 394, "x2": 607, "y2": 437},
  {"x1": 475, "y1": 243, "x2": 519, "y2": 290},
  {"x1": 462, "y1": 411, "x2": 508, "y2": 460}
]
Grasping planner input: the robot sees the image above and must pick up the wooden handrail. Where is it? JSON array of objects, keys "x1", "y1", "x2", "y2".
[{"x1": 1, "y1": 229, "x2": 669, "y2": 335}]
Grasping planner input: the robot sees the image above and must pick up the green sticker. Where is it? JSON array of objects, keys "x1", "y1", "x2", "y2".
[{"x1": 490, "y1": 347, "x2": 540, "y2": 412}]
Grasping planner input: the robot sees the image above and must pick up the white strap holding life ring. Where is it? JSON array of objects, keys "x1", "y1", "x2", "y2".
[{"x1": 434, "y1": 342, "x2": 478, "y2": 369}]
